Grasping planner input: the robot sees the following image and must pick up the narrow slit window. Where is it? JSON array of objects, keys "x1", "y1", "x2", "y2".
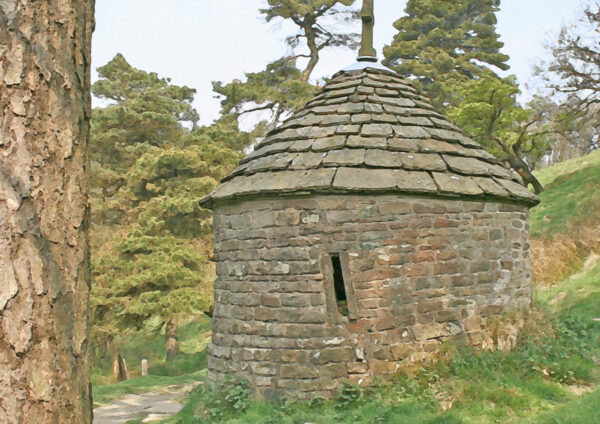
[{"x1": 331, "y1": 254, "x2": 349, "y2": 317}]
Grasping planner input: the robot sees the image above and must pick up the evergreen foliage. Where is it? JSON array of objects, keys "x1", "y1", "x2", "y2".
[
  {"x1": 383, "y1": 0, "x2": 509, "y2": 109},
  {"x1": 90, "y1": 55, "x2": 242, "y2": 356},
  {"x1": 261, "y1": 0, "x2": 359, "y2": 82},
  {"x1": 212, "y1": 57, "x2": 317, "y2": 128}
]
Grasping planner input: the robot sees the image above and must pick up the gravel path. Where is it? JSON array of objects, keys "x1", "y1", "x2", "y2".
[{"x1": 93, "y1": 384, "x2": 197, "y2": 424}]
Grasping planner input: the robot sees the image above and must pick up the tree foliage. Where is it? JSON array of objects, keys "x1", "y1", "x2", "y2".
[
  {"x1": 261, "y1": 0, "x2": 359, "y2": 81},
  {"x1": 90, "y1": 55, "x2": 242, "y2": 354},
  {"x1": 383, "y1": 0, "x2": 552, "y2": 191},
  {"x1": 383, "y1": 0, "x2": 509, "y2": 109},
  {"x1": 447, "y1": 76, "x2": 552, "y2": 193},
  {"x1": 212, "y1": 57, "x2": 317, "y2": 128}
]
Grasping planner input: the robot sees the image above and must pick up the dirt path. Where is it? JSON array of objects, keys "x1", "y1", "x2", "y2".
[{"x1": 93, "y1": 384, "x2": 197, "y2": 424}]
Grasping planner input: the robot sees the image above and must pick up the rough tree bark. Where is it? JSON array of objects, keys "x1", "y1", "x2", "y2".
[
  {"x1": 165, "y1": 317, "x2": 179, "y2": 361},
  {"x1": 0, "y1": 1, "x2": 95, "y2": 423}
]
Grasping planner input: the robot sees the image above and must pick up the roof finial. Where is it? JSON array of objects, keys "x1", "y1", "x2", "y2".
[{"x1": 358, "y1": 0, "x2": 377, "y2": 62}]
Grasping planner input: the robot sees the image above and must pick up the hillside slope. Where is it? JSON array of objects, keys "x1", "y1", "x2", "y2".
[
  {"x1": 530, "y1": 150, "x2": 600, "y2": 283},
  {"x1": 531, "y1": 149, "x2": 600, "y2": 238}
]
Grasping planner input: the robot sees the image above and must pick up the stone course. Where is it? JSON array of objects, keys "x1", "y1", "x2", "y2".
[{"x1": 207, "y1": 195, "x2": 532, "y2": 399}]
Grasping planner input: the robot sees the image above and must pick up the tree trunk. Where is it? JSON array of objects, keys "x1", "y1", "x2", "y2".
[
  {"x1": 302, "y1": 23, "x2": 320, "y2": 82},
  {"x1": 518, "y1": 166, "x2": 545, "y2": 195},
  {"x1": 0, "y1": 2, "x2": 95, "y2": 423},
  {"x1": 506, "y1": 154, "x2": 544, "y2": 194},
  {"x1": 108, "y1": 336, "x2": 121, "y2": 381},
  {"x1": 165, "y1": 317, "x2": 179, "y2": 361},
  {"x1": 117, "y1": 354, "x2": 129, "y2": 382}
]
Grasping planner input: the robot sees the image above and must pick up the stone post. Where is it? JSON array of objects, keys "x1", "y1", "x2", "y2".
[{"x1": 141, "y1": 359, "x2": 148, "y2": 377}]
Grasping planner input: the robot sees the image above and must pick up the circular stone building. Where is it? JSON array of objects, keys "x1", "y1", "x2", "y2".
[{"x1": 201, "y1": 63, "x2": 539, "y2": 399}]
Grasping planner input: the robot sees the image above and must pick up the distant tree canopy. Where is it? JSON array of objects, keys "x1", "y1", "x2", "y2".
[
  {"x1": 90, "y1": 55, "x2": 242, "y2": 361},
  {"x1": 214, "y1": 0, "x2": 359, "y2": 131},
  {"x1": 545, "y1": 3, "x2": 600, "y2": 113},
  {"x1": 91, "y1": 53, "x2": 199, "y2": 199},
  {"x1": 537, "y1": 2, "x2": 600, "y2": 158}
]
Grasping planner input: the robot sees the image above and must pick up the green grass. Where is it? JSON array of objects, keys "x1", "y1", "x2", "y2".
[
  {"x1": 91, "y1": 318, "x2": 211, "y2": 384},
  {"x1": 536, "y1": 263, "x2": 600, "y2": 319},
  {"x1": 535, "y1": 149, "x2": 600, "y2": 187},
  {"x1": 525, "y1": 387, "x2": 600, "y2": 424},
  {"x1": 531, "y1": 150, "x2": 600, "y2": 237},
  {"x1": 93, "y1": 370, "x2": 205, "y2": 406}
]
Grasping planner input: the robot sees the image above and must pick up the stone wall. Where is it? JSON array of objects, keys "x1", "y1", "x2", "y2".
[{"x1": 208, "y1": 195, "x2": 531, "y2": 399}]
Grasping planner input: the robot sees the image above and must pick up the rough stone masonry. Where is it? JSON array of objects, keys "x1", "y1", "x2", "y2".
[{"x1": 201, "y1": 66, "x2": 539, "y2": 399}]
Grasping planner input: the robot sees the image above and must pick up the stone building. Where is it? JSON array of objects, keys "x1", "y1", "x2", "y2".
[
  {"x1": 200, "y1": 61, "x2": 539, "y2": 398},
  {"x1": 201, "y1": 1, "x2": 539, "y2": 395}
]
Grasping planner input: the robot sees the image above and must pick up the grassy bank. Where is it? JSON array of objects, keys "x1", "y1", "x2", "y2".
[
  {"x1": 531, "y1": 150, "x2": 600, "y2": 238},
  {"x1": 530, "y1": 151, "x2": 600, "y2": 283}
]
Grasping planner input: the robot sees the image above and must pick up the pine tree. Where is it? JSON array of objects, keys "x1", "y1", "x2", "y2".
[
  {"x1": 383, "y1": 0, "x2": 509, "y2": 108},
  {"x1": 90, "y1": 56, "x2": 242, "y2": 363},
  {"x1": 261, "y1": 0, "x2": 359, "y2": 81}
]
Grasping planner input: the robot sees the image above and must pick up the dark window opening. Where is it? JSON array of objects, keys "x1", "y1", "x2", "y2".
[{"x1": 331, "y1": 254, "x2": 349, "y2": 317}]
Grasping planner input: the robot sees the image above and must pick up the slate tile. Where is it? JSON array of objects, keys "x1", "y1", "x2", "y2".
[
  {"x1": 333, "y1": 167, "x2": 397, "y2": 190},
  {"x1": 400, "y1": 153, "x2": 447, "y2": 171},
  {"x1": 432, "y1": 173, "x2": 484, "y2": 196},
  {"x1": 347, "y1": 136, "x2": 387, "y2": 149},
  {"x1": 363, "y1": 123, "x2": 394, "y2": 137},
  {"x1": 393, "y1": 125, "x2": 429, "y2": 139},
  {"x1": 495, "y1": 178, "x2": 539, "y2": 203},
  {"x1": 323, "y1": 149, "x2": 366, "y2": 166},
  {"x1": 312, "y1": 135, "x2": 347, "y2": 152},
  {"x1": 472, "y1": 177, "x2": 510, "y2": 197},
  {"x1": 365, "y1": 149, "x2": 403, "y2": 167}
]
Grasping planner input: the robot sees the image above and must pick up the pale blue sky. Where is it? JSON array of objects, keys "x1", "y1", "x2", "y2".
[{"x1": 93, "y1": 0, "x2": 584, "y2": 125}]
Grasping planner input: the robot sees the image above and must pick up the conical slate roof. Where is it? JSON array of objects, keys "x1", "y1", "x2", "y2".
[{"x1": 202, "y1": 67, "x2": 539, "y2": 208}]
